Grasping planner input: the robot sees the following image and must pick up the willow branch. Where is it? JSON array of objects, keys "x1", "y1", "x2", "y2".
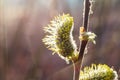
[
  {"x1": 78, "y1": 0, "x2": 90, "y2": 65},
  {"x1": 78, "y1": 0, "x2": 91, "y2": 79},
  {"x1": 82, "y1": 0, "x2": 90, "y2": 31},
  {"x1": 73, "y1": 0, "x2": 91, "y2": 80},
  {"x1": 72, "y1": 0, "x2": 91, "y2": 80}
]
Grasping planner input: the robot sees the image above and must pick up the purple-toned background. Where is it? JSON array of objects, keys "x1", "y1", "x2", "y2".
[{"x1": 0, "y1": 0, "x2": 120, "y2": 80}]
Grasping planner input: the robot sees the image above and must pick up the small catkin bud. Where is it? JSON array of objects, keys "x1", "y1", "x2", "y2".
[
  {"x1": 42, "y1": 14, "x2": 78, "y2": 63},
  {"x1": 79, "y1": 26, "x2": 96, "y2": 44},
  {"x1": 79, "y1": 64, "x2": 118, "y2": 80}
]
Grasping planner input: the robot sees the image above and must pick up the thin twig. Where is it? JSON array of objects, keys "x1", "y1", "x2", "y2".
[
  {"x1": 72, "y1": 0, "x2": 91, "y2": 80},
  {"x1": 73, "y1": 61, "x2": 81, "y2": 80},
  {"x1": 72, "y1": 62, "x2": 76, "y2": 80},
  {"x1": 78, "y1": 0, "x2": 91, "y2": 79},
  {"x1": 82, "y1": 0, "x2": 90, "y2": 31}
]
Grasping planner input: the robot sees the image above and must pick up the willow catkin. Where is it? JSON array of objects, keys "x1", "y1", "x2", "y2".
[
  {"x1": 79, "y1": 64, "x2": 118, "y2": 80},
  {"x1": 42, "y1": 14, "x2": 78, "y2": 63}
]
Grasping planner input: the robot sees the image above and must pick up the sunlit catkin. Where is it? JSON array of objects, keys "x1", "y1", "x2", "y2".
[
  {"x1": 79, "y1": 64, "x2": 118, "y2": 80},
  {"x1": 42, "y1": 14, "x2": 78, "y2": 63}
]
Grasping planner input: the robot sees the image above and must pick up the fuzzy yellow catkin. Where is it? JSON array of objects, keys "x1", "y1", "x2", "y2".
[
  {"x1": 79, "y1": 64, "x2": 118, "y2": 80},
  {"x1": 42, "y1": 14, "x2": 78, "y2": 63}
]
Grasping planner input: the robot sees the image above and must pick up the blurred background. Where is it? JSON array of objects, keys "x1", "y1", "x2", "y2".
[{"x1": 0, "y1": 0, "x2": 120, "y2": 80}]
